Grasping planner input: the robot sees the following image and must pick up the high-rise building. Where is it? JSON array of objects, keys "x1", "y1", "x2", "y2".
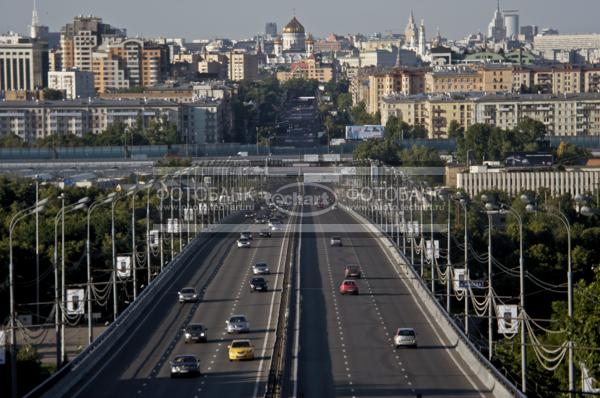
[
  {"x1": 60, "y1": 16, "x2": 126, "y2": 71},
  {"x1": 228, "y1": 50, "x2": 258, "y2": 81},
  {"x1": 418, "y1": 20, "x2": 426, "y2": 57},
  {"x1": 504, "y1": 11, "x2": 519, "y2": 40},
  {"x1": 520, "y1": 25, "x2": 538, "y2": 42},
  {"x1": 0, "y1": 33, "x2": 48, "y2": 91},
  {"x1": 487, "y1": 0, "x2": 506, "y2": 43},
  {"x1": 48, "y1": 70, "x2": 95, "y2": 99},
  {"x1": 265, "y1": 22, "x2": 277, "y2": 38}
]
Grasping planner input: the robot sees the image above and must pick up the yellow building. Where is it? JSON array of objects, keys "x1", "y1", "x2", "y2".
[
  {"x1": 381, "y1": 94, "x2": 475, "y2": 139},
  {"x1": 228, "y1": 50, "x2": 259, "y2": 81},
  {"x1": 366, "y1": 68, "x2": 425, "y2": 114},
  {"x1": 425, "y1": 66, "x2": 483, "y2": 94},
  {"x1": 382, "y1": 92, "x2": 600, "y2": 138},
  {"x1": 276, "y1": 56, "x2": 334, "y2": 83}
]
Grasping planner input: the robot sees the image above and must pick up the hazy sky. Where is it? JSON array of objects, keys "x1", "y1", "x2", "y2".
[{"x1": 2, "y1": 0, "x2": 599, "y2": 40}]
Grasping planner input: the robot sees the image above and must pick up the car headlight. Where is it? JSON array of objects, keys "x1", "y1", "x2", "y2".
[
  {"x1": 200, "y1": 333, "x2": 205, "y2": 336},
  {"x1": 185, "y1": 333, "x2": 191, "y2": 338}
]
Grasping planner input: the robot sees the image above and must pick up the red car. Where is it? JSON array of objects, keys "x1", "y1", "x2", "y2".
[{"x1": 339, "y1": 280, "x2": 359, "y2": 295}]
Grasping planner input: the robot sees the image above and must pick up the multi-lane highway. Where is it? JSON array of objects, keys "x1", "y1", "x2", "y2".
[
  {"x1": 295, "y1": 204, "x2": 494, "y2": 397},
  {"x1": 70, "y1": 214, "x2": 292, "y2": 398}
]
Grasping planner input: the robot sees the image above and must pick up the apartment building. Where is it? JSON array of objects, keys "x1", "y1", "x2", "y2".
[
  {"x1": 381, "y1": 94, "x2": 475, "y2": 138},
  {"x1": 48, "y1": 70, "x2": 95, "y2": 99},
  {"x1": 0, "y1": 99, "x2": 226, "y2": 144},
  {"x1": 366, "y1": 68, "x2": 425, "y2": 114},
  {"x1": 107, "y1": 39, "x2": 169, "y2": 87},
  {"x1": 60, "y1": 15, "x2": 126, "y2": 71},
  {"x1": 425, "y1": 66, "x2": 483, "y2": 93},
  {"x1": 0, "y1": 33, "x2": 48, "y2": 91},
  {"x1": 228, "y1": 51, "x2": 258, "y2": 81},
  {"x1": 381, "y1": 92, "x2": 600, "y2": 138},
  {"x1": 92, "y1": 51, "x2": 129, "y2": 92},
  {"x1": 276, "y1": 56, "x2": 335, "y2": 83}
]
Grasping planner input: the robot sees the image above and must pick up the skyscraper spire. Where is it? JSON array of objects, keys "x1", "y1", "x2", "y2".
[{"x1": 30, "y1": 0, "x2": 40, "y2": 39}]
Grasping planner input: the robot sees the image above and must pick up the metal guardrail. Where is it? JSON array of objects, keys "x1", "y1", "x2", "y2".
[
  {"x1": 24, "y1": 214, "x2": 241, "y2": 398},
  {"x1": 264, "y1": 205, "x2": 298, "y2": 398},
  {"x1": 341, "y1": 204, "x2": 526, "y2": 398}
]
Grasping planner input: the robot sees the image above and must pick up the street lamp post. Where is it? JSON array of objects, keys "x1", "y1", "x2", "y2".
[
  {"x1": 146, "y1": 181, "x2": 155, "y2": 285},
  {"x1": 60, "y1": 196, "x2": 88, "y2": 365},
  {"x1": 86, "y1": 194, "x2": 115, "y2": 345},
  {"x1": 8, "y1": 198, "x2": 47, "y2": 398},
  {"x1": 127, "y1": 186, "x2": 140, "y2": 300}
]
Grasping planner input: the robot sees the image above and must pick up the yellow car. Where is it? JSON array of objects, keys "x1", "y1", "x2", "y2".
[{"x1": 228, "y1": 339, "x2": 255, "y2": 361}]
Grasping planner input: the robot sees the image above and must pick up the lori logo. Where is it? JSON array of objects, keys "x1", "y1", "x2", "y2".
[{"x1": 266, "y1": 182, "x2": 337, "y2": 217}]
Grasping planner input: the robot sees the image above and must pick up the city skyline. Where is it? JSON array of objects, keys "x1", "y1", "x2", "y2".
[{"x1": 2, "y1": 0, "x2": 600, "y2": 40}]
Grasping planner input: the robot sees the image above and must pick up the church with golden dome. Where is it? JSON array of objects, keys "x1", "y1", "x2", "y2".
[{"x1": 282, "y1": 16, "x2": 306, "y2": 52}]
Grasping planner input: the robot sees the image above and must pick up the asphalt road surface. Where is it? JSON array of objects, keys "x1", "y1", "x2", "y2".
[
  {"x1": 71, "y1": 217, "x2": 291, "y2": 398},
  {"x1": 295, "y1": 204, "x2": 495, "y2": 398}
]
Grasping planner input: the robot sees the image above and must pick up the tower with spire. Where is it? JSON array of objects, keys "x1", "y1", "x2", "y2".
[
  {"x1": 487, "y1": 0, "x2": 506, "y2": 43},
  {"x1": 30, "y1": 0, "x2": 40, "y2": 39},
  {"x1": 405, "y1": 11, "x2": 418, "y2": 48}
]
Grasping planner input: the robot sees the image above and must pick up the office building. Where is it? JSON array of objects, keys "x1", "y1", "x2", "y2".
[
  {"x1": 504, "y1": 11, "x2": 519, "y2": 40},
  {"x1": 265, "y1": 22, "x2": 277, "y2": 38},
  {"x1": 0, "y1": 33, "x2": 48, "y2": 92},
  {"x1": 48, "y1": 70, "x2": 95, "y2": 99},
  {"x1": 488, "y1": 1, "x2": 506, "y2": 43}
]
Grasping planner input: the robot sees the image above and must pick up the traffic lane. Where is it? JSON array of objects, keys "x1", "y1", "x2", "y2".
[
  {"x1": 176, "y1": 230, "x2": 287, "y2": 397},
  {"x1": 334, "y1": 208, "x2": 492, "y2": 397},
  {"x1": 314, "y1": 211, "x2": 416, "y2": 397},
  {"x1": 73, "y1": 230, "x2": 239, "y2": 398},
  {"x1": 297, "y1": 208, "x2": 335, "y2": 397}
]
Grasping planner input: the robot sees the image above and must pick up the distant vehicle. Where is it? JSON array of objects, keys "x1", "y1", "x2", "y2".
[
  {"x1": 253, "y1": 262, "x2": 270, "y2": 275},
  {"x1": 183, "y1": 323, "x2": 207, "y2": 343},
  {"x1": 237, "y1": 238, "x2": 251, "y2": 248},
  {"x1": 394, "y1": 328, "x2": 417, "y2": 348},
  {"x1": 344, "y1": 265, "x2": 362, "y2": 278},
  {"x1": 259, "y1": 229, "x2": 272, "y2": 238},
  {"x1": 240, "y1": 232, "x2": 253, "y2": 240},
  {"x1": 178, "y1": 287, "x2": 198, "y2": 303},
  {"x1": 170, "y1": 355, "x2": 201, "y2": 378},
  {"x1": 244, "y1": 211, "x2": 255, "y2": 219},
  {"x1": 339, "y1": 280, "x2": 359, "y2": 295},
  {"x1": 228, "y1": 339, "x2": 254, "y2": 361},
  {"x1": 330, "y1": 236, "x2": 342, "y2": 247},
  {"x1": 254, "y1": 217, "x2": 266, "y2": 224},
  {"x1": 226, "y1": 315, "x2": 250, "y2": 333},
  {"x1": 237, "y1": 151, "x2": 249, "y2": 157},
  {"x1": 250, "y1": 277, "x2": 268, "y2": 292}
]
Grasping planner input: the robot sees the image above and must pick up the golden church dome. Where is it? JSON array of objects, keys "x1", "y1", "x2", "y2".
[{"x1": 283, "y1": 16, "x2": 305, "y2": 34}]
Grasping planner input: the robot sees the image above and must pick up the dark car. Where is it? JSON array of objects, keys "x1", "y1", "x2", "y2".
[
  {"x1": 345, "y1": 265, "x2": 362, "y2": 278},
  {"x1": 250, "y1": 277, "x2": 268, "y2": 292},
  {"x1": 183, "y1": 323, "x2": 207, "y2": 343},
  {"x1": 170, "y1": 355, "x2": 201, "y2": 378},
  {"x1": 259, "y1": 229, "x2": 272, "y2": 238},
  {"x1": 330, "y1": 236, "x2": 342, "y2": 247}
]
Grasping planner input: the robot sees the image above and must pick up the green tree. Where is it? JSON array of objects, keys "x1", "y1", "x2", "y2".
[
  {"x1": 353, "y1": 139, "x2": 400, "y2": 165},
  {"x1": 447, "y1": 120, "x2": 464, "y2": 139},
  {"x1": 0, "y1": 133, "x2": 27, "y2": 148},
  {"x1": 555, "y1": 141, "x2": 591, "y2": 166}
]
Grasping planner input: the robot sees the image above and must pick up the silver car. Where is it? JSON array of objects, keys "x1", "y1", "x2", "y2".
[
  {"x1": 394, "y1": 328, "x2": 417, "y2": 348},
  {"x1": 330, "y1": 236, "x2": 342, "y2": 247},
  {"x1": 237, "y1": 238, "x2": 251, "y2": 248},
  {"x1": 252, "y1": 262, "x2": 270, "y2": 275},
  {"x1": 226, "y1": 315, "x2": 250, "y2": 334},
  {"x1": 178, "y1": 287, "x2": 198, "y2": 303},
  {"x1": 170, "y1": 354, "x2": 201, "y2": 378}
]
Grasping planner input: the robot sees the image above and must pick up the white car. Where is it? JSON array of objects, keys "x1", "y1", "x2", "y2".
[
  {"x1": 394, "y1": 328, "x2": 417, "y2": 348},
  {"x1": 226, "y1": 315, "x2": 250, "y2": 333},
  {"x1": 237, "y1": 238, "x2": 251, "y2": 248},
  {"x1": 269, "y1": 222, "x2": 283, "y2": 231},
  {"x1": 252, "y1": 262, "x2": 270, "y2": 275}
]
